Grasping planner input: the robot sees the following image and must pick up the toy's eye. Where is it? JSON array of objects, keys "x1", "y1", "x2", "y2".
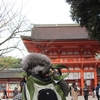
[
  {"x1": 40, "y1": 64, "x2": 44, "y2": 66},
  {"x1": 32, "y1": 65, "x2": 36, "y2": 67},
  {"x1": 31, "y1": 65, "x2": 36, "y2": 68}
]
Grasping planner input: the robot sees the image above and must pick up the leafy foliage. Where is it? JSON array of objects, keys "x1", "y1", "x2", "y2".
[
  {"x1": 66, "y1": 0, "x2": 100, "y2": 41},
  {"x1": 0, "y1": 56, "x2": 22, "y2": 69}
]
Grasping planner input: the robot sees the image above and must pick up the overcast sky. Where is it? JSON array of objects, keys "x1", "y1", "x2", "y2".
[
  {"x1": 4, "y1": 0, "x2": 75, "y2": 58},
  {"x1": 13, "y1": 0, "x2": 75, "y2": 24}
]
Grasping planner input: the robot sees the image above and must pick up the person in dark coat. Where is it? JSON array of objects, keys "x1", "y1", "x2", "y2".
[
  {"x1": 3, "y1": 88, "x2": 8, "y2": 98},
  {"x1": 96, "y1": 84, "x2": 100, "y2": 100},
  {"x1": 83, "y1": 84, "x2": 89, "y2": 100}
]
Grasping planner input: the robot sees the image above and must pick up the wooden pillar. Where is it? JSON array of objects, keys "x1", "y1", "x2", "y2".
[
  {"x1": 8, "y1": 78, "x2": 10, "y2": 97},
  {"x1": 80, "y1": 64, "x2": 84, "y2": 95},
  {"x1": 94, "y1": 68, "x2": 97, "y2": 88}
]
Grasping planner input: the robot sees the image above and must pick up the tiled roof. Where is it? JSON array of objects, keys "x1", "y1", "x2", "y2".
[
  {"x1": 0, "y1": 68, "x2": 23, "y2": 78},
  {"x1": 30, "y1": 24, "x2": 89, "y2": 40},
  {"x1": 0, "y1": 72, "x2": 23, "y2": 78}
]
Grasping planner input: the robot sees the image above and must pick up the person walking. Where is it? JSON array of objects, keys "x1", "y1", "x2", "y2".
[
  {"x1": 71, "y1": 83, "x2": 78, "y2": 100},
  {"x1": 13, "y1": 87, "x2": 18, "y2": 97},
  {"x1": 3, "y1": 87, "x2": 8, "y2": 98},
  {"x1": 19, "y1": 76, "x2": 27, "y2": 93},
  {"x1": 92, "y1": 85, "x2": 95, "y2": 98},
  {"x1": 0, "y1": 91, "x2": 1, "y2": 100},
  {"x1": 83, "y1": 84, "x2": 89, "y2": 100},
  {"x1": 13, "y1": 77, "x2": 27, "y2": 100},
  {"x1": 96, "y1": 84, "x2": 100, "y2": 100}
]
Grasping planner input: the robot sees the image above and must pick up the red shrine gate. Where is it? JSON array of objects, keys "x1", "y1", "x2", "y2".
[{"x1": 21, "y1": 24, "x2": 100, "y2": 95}]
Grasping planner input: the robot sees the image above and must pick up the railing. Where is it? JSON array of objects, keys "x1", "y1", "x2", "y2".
[{"x1": 51, "y1": 57, "x2": 99, "y2": 63}]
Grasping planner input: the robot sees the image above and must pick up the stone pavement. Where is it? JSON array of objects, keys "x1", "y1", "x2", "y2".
[
  {"x1": 66, "y1": 95, "x2": 97, "y2": 100},
  {"x1": 1, "y1": 95, "x2": 97, "y2": 100}
]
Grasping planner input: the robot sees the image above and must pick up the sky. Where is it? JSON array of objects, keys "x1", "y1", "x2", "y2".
[
  {"x1": 3, "y1": 0, "x2": 76, "y2": 58},
  {"x1": 25, "y1": 0, "x2": 75, "y2": 24},
  {"x1": 12, "y1": 0, "x2": 75, "y2": 24}
]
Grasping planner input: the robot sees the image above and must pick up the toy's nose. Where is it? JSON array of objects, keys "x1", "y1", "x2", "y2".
[
  {"x1": 38, "y1": 70, "x2": 42, "y2": 74},
  {"x1": 36, "y1": 65, "x2": 44, "y2": 73}
]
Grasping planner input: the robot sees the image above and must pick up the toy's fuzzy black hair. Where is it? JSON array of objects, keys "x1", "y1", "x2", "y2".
[{"x1": 21, "y1": 53, "x2": 52, "y2": 72}]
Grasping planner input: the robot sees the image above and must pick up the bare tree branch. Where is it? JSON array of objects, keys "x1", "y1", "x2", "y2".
[{"x1": 0, "y1": 0, "x2": 32, "y2": 57}]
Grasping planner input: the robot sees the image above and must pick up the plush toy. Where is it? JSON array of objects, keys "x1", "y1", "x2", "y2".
[{"x1": 13, "y1": 52, "x2": 70, "y2": 100}]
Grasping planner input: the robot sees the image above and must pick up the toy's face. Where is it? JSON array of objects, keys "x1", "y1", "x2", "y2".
[
  {"x1": 21, "y1": 53, "x2": 52, "y2": 80},
  {"x1": 27, "y1": 58, "x2": 52, "y2": 80},
  {"x1": 30, "y1": 64, "x2": 50, "y2": 75},
  {"x1": 28, "y1": 64, "x2": 51, "y2": 80}
]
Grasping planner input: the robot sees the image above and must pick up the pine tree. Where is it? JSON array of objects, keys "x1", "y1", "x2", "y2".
[{"x1": 66, "y1": 0, "x2": 100, "y2": 41}]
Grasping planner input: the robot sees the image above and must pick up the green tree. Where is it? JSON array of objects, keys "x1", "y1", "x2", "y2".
[
  {"x1": 0, "y1": 56, "x2": 22, "y2": 71},
  {"x1": 66, "y1": 0, "x2": 100, "y2": 41}
]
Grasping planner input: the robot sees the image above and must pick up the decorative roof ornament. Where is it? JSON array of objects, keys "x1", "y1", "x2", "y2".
[{"x1": 95, "y1": 53, "x2": 100, "y2": 60}]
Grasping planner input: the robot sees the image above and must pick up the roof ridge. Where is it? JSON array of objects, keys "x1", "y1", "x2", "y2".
[{"x1": 33, "y1": 24, "x2": 80, "y2": 28}]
